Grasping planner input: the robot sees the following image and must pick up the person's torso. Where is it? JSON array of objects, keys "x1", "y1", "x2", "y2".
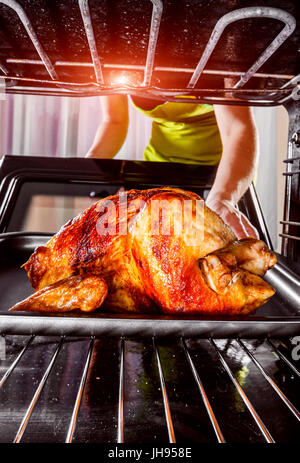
[{"x1": 131, "y1": 96, "x2": 222, "y2": 165}]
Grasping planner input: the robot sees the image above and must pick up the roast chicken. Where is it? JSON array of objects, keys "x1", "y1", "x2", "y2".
[{"x1": 10, "y1": 187, "x2": 277, "y2": 315}]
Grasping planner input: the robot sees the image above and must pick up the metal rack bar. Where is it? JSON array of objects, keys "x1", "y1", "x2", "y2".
[
  {"x1": 78, "y1": 0, "x2": 104, "y2": 85},
  {"x1": 4, "y1": 86, "x2": 294, "y2": 106},
  {"x1": 0, "y1": 0, "x2": 58, "y2": 80},
  {"x1": 280, "y1": 73, "x2": 300, "y2": 91},
  {"x1": 14, "y1": 337, "x2": 64, "y2": 443},
  {"x1": 0, "y1": 3, "x2": 296, "y2": 105},
  {"x1": 282, "y1": 136, "x2": 295, "y2": 256},
  {"x1": 0, "y1": 335, "x2": 34, "y2": 388},
  {"x1": 243, "y1": 183, "x2": 274, "y2": 249},
  {"x1": 0, "y1": 74, "x2": 293, "y2": 94},
  {"x1": 234, "y1": 73, "x2": 299, "y2": 103},
  {"x1": 153, "y1": 338, "x2": 176, "y2": 443},
  {"x1": 0, "y1": 74, "x2": 296, "y2": 106},
  {"x1": 143, "y1": 0, "x2": 163, "y2": 87},
  {"x1": 234, "y1": 9, "x2": 296, "y2": 90},
  {"x1": 0, "y1": 63, "x2": 9, "y2": 75},
  {"x1": 279, "y1": 233, "x2": 300, "y2": 241},
  {"x1": 238, "y1": 340, "x2": 300, "y2": 422},
  {"x1": 267, "y1": 339, "x2": 300, "y2": 378},
  {"x1": 182, "y1": 338, "x2": 225, "y2": 443},
  {"x1": 283, "y1": 170, "x2": 300, "y2": 176},
  {"x1": 210, "y1": 338, "x2": 275, "y2": 443},
  {"x1": 279, "y1": 75, "x2": 300, "y2": 106},
  {"x1": 188, "y1": 7, "x2": 296, "y2": 89},
  {"x1": 5, "y1": 58, "x2": 295, "y2": 81},
  {"x1": 0, "y1": 335, "x2": 298, "y2": 442},
  {"x1": 283, "y1": 157, "x2": 300, "y2": 163},
  {"x1": 280, "y1": 221, "x2": 300, "y2": 226},
  {"x1": 117, "y1": 337, "x2": 124, "y2": 443},
  {"x1": 65, "y1": 337, "x2": 94, "y2": 443}
]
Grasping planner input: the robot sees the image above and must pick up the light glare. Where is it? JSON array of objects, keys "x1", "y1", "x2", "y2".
[{"x1": 111, "y1": 74, "x2": 129, "y2": 86}]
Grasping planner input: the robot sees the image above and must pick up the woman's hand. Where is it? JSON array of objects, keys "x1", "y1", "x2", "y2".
[
  {"x1": 206, "y1": 197, "x2": 259, "y2": 240},
  {"x1": 207, "y1": 105, "x2": 259, "y2": 240}
]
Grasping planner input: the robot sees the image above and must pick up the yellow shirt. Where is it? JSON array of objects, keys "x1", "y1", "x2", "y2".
[{"x1": 131, "y1": 99, "x2": 222, "y2": 165}]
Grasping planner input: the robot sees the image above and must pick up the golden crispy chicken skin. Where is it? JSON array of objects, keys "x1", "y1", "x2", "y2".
[
  {"x1": 10, "y1": 275, "x2": 108, "y2": 313},
  {"x1": 10, "y1": 187, "x2": 277, "y2": 315}
]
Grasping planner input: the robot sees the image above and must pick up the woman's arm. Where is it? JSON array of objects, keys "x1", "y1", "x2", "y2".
[
  {"x1": 85, "y1": 95, "x2": 129, "y2": 158},
  {"x1": 206, "y1": 105, "x2": 259, "y2": 239}
]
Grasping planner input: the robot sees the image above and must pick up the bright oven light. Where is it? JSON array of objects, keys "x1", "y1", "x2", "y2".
[{"x1": 111, "y1": 74, "x2": 130, "y2": 86}]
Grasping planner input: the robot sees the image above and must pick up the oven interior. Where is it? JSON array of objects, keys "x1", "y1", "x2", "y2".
[{"x1": 0, "y1": 0, "x2": 299, "y2": 444}]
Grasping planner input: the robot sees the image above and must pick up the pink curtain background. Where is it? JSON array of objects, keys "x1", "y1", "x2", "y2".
[{"x1": 0, "y1": 94, "x2": 151, "y2": 159}]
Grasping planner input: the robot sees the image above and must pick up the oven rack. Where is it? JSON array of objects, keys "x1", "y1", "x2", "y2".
[
  {"x1": 0, "y1": 1, "x2": 298, "y2": 106},
  {"x1": 0, "y1": 334, "x2": 299, "y2": 443},
  {"x1": 280, "y1": 100, "x2": 300, "y2": 262}
]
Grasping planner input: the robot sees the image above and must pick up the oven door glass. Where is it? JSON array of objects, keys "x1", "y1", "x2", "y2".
[
  {"x1": 6, "y1": 181, "x2": 120, "y2": 233},
  {"x1": 5, "y1": 179, "x2": 209, "y2": 234}
]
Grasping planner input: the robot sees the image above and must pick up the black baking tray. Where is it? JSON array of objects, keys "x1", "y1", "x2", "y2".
[{"x1": 0, "y1": 232, "x2": 299, "y2": 338}]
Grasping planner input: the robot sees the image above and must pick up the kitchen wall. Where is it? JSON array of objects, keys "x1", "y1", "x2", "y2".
[{"x1": 252, "y1": 105, "x2": 289, "y2": 251}]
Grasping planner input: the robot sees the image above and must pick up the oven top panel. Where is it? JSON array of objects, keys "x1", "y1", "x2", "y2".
[{"x1": 0, "y1": 1, "x2": 298, "y2": 104}]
